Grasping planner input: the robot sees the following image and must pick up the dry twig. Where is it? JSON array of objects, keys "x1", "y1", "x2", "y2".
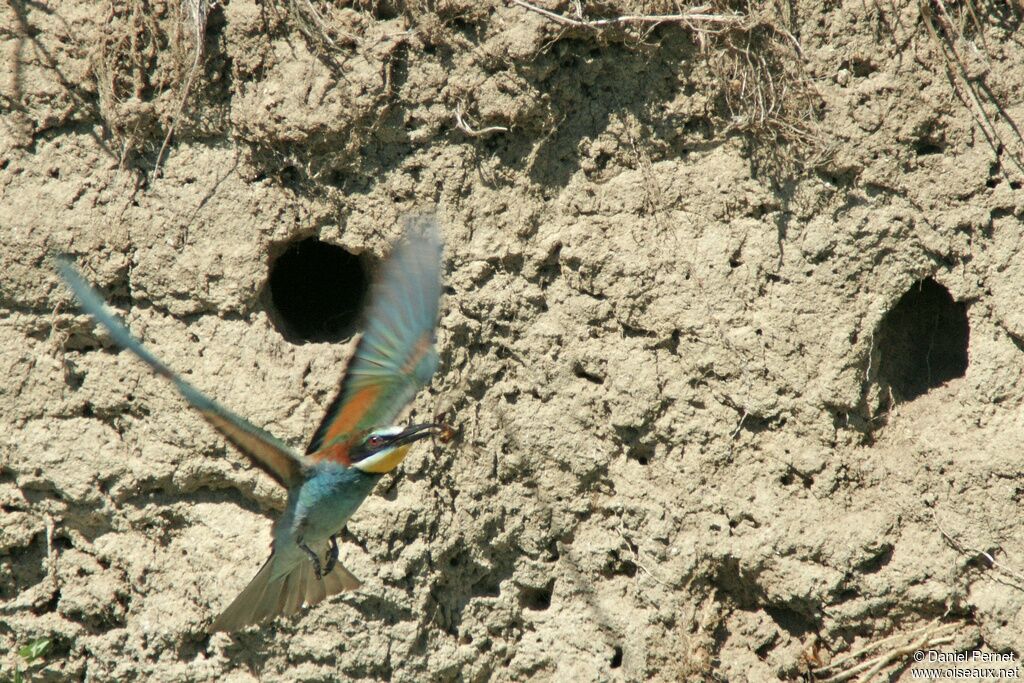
[
  {"x1": 919, "y1": 0, "x2": 1024, "y2": 178},
  {"x1": 616, "y1": 517, "x2": 670, "y2": 587},
  {"x1": 812, "y1": 618, "x2": 959, "y2": 682},
  {"x1": 938, "y1": 522, "x2": 1024, "y2": 592},
  {"x1": 154, "y1": 0, "x2": 214, "y2": 177},
  {"x1": 508, "y1": 0, "x2": 744, "y2": 30},
  {"x1": 454, "y1": 103, "x2": 510, "y2": 137}
]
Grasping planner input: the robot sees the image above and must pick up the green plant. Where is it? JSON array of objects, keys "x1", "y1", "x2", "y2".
[{"x1": 8, "y1": 638, "x2": 51, "y2": 683}]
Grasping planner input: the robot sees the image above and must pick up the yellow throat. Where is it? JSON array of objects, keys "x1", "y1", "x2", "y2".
[{"x1": 356, "y1": 444, "x2": 413, "y2": 473}]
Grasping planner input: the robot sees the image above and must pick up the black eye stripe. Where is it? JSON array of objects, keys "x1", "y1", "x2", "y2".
[{"x1": 351, "y1": 434, "x2": 387, "y2": 463}]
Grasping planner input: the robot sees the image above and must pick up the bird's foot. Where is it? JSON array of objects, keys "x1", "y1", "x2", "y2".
[
  {"x1": 300, "y1": 542, "x2": 323, "y2": 580},
  {"x1": 324, "y1": 535, "x2": 339, "y2": 575}
]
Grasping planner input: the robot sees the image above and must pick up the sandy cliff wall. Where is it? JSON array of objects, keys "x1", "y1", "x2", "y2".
[{"x1": 3, "y1": 0, "x2": 1024, "y2": 680}]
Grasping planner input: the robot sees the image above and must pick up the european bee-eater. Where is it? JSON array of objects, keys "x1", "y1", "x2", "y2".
[{"x1": 57, "y1": 217, "x2": 445, "y2": 632}]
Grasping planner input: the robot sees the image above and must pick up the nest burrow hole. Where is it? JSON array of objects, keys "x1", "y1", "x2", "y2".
[
  {"x1": 264, "y1": 237, "x2": 368, "y2": 343},
  {"x1": 874, "y1": 277, "x2": 969, "y2": 402}
]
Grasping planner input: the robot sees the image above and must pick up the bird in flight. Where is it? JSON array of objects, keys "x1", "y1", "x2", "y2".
[{"x1": 58, "y1": 216, "x2": 449, "y2": 632}]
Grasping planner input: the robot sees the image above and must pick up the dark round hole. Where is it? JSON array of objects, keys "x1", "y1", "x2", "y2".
[
  {"x1": 265, "y1": 237, "x2": 368, "y2": 343},
  {"x1": 520, "y1": 582, "x2": 554, "y2": 611},
  {"x1": 875, "y1": 277, "x2": 969, "y2": 401}
]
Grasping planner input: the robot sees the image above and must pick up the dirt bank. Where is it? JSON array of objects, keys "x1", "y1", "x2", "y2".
[{"x1": 3, "y1": 0, "x2": 1024, "y2": 680}]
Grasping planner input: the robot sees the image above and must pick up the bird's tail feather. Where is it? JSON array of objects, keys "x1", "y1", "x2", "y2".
[{"x1": 211, "y1": 553, "x2": 362, "y2": 632}]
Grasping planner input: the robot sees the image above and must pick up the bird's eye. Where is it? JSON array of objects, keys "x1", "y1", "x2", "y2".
[{"x1": 367, "y1": 435, "x2": 385, "y2": 448}]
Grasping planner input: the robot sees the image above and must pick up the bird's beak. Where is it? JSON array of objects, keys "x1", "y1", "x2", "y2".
[
  {"x1": 352, "y1": 423, "x2": 445, "y2": 474},
  {"x1": 391, "y1": 422, "x2": 446, "y2": 446}
]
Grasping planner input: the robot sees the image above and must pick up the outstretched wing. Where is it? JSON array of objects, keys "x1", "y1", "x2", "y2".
[
  {"x1": 306, "y1": 216, "x2": 443, "y2": 463},
  {"x1": 58, "y1": 260, "x2": 306, "y2": 489}
]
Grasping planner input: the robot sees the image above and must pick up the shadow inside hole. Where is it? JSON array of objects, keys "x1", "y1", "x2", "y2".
[
  {"x1": 263, "y1": 238, "x2": 368, "y2": 343},
  {"x1": 874, "y1": 277, "x2": 969, "y2": 402},
  {"x1": 519, "y1": 581, "x2": 554, "y2": 611}
]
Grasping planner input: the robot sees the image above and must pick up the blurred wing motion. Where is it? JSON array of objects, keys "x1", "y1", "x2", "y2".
[
  {"x1": 307, "y1": 216, "x2": 443, "y2": 462},
  {"x1": 58, "y1": 260, "x2": 306, "y2": 489}
]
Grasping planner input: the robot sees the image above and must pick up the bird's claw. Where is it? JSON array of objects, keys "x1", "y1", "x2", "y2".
[
  {"x1": 300, "y1": 542, "x2": 323, "y2": 580},
  {"x1": 324, "y1": 535, "x2": 339, "y2": 575},
  {"x1": 299, "y1": 537, "x2": 338, "y2": 581}
]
